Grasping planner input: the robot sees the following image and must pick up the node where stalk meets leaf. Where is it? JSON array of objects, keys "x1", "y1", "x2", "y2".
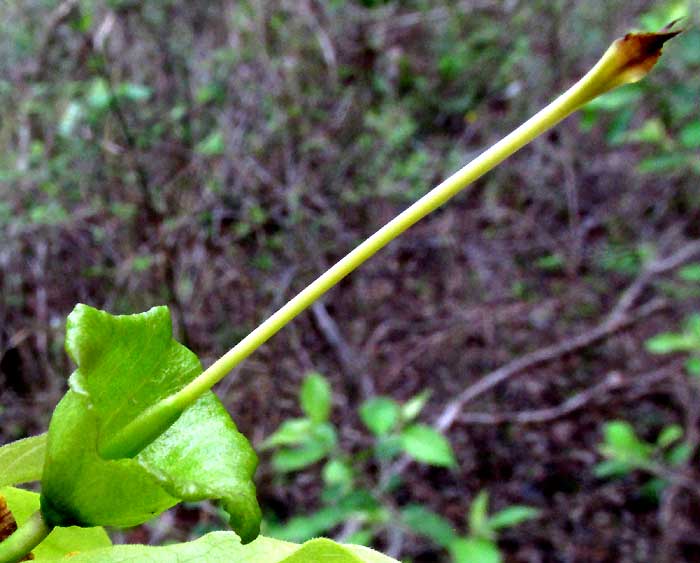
[{"x1": 40, "y1": 305, "x2": 261, "y2": 543}]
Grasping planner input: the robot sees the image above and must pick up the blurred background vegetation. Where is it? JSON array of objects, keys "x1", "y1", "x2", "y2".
[{"x1": 1, "y1": 0, "x2": 700, "y2": 561}]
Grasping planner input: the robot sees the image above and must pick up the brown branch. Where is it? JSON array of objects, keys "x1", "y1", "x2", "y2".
[{"x1": 436, "y1": 239, "x2": 700, "y2": 434}]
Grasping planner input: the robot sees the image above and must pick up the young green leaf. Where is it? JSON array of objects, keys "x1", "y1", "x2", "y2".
[
  {"x1": 468, "y1": 490, "x2": 491, "y2": 540},
  {"x1": 400, "y1": 424, "x2": 456, "y2": 468},
  {"x1": 645, "y1": 332, "x2": 694, "y2": 354},
  {"x1": 64, "y1": 304, "x2": 203, "y2": 459},
  {"x1": 686, "y1": 314, "x2": 700, "y2": 339},
  {"x1": 2, "y1": 486, "x2": 111, "y2": 560},
  {"x1": 41, "y1": 306, "x2": 261, "y2": 542},
  {"x1": 322, "y1": 459, "x2": 354, "y2": 488},
  {"x1": 137, "y1": 392, "x2": 262, "y2": 543},
  {"x1": 266, "y1": 506, "x2": 352, "y2": 542},
  {"x1": 261, "y1": 419, "x2": 314, "y2": 449},
  {"x1": 686, "y1": 356, "x2": 700, "y2": 378},
  {"x1": 678, "y1": 263, "x2": 700, "y2": 282},
  {"x1": 599, "y1": 420, "x2": 654, "y2": 466},
  {"x1": 300, "y1": 372, "x2": 333, "y2": 423},
  {"x1": 450, "y1": 537, "x2": 502, "y2": 563},
  {"x1": 666, "y1": 442, "x2": 692, "y2": 466},
  {"x1": 488, "y1": 506, "x2": 540, "y2": 530},
  {"x1": 0, "y1": 434, "x2": 47, "y2": 488},
  {"x1": 359, "y1": 397, "x2": 401, "y2": 436},
  {"x1": 656, "y1": 424, "x2": 683, "y2": 449},
  {"x1": 593, "y1": 459, "x2": 634, "y2": 479},
  {"x1": 399, "y1": 504, "x2": 457, "y2": 548},
  {"x1": 401, "y1": 390, "x2": 431, "y2": 422},
  {"x1": 28, "y1": 533, "x2": 399, "y2": 563},
  {"x1": 271, "y1": 423, "x2": 337, "y2": 473},
  {"x1": 41, "y1": 390, "x2": 179, "y2": 529}
]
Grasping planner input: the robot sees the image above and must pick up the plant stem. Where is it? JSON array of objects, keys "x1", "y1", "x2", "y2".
[
  {"x1": 169, "y1": 33, "x2": 671, "y2": 411},
  {"x1": 108, "y1": 29, "x2": 679, "y2": 457},
  {"x1": 0, "y1": 511, "x2": 51, "y2": 563}
]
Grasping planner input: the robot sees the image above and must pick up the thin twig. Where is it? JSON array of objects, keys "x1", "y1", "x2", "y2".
[
  {"x1": 458, "y1": 365, "x2": 677, "y2": 425},
  {"x1": 382, "y1": 240, "x2": 700, "y2": 483}
]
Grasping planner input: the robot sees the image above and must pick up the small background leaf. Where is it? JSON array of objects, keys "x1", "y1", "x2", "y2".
[
  {"x1": 488, "y1": 506, "x2": 540, "y2": 530},
  {"x1": 400, "y1": 504, "x2": 456, "y2": 547},
  {"x1": 360, "y1": 397, "x2": 400, "y2": 436},
  {"x1": 468, "y1": 490, "x2": 491, "y2": 539},
  {"x1": 400, "y1": 424, "x2": 456, "y2": 467},
  {"x1": 300, "y1": 373, "x2": 333, "y2": 423},
  {"x1": 0, "y1": 434, "x2": 46, "y2": 488},
  {"x1": 450, "y1": 537, "x2": 501, "y2": 563}
]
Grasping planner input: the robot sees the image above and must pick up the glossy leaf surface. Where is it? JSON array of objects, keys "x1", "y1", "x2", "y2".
[{"x1": 41, "y1": 305, "x2": 261, "y2": 542}]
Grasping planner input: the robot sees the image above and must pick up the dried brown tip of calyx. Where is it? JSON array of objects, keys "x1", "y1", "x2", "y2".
[
  {"x1": 616, "y1": 23, "x2": 683, "y2": 81},
  {"x1": 0, "y1": 496, "x2": 35, "y2": 560}
]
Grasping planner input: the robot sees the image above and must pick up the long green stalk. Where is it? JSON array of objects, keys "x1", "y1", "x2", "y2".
[
  {"x1": 99, "y1": 28, "x2": 679, "y2": 460},
  {"x1": 169, "y1": 29, "x2": 677, "y2": 408}
]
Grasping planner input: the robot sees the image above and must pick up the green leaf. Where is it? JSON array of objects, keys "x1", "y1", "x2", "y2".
[
  {"x1": 64, "y1": 305, "x2": 202, "y2": 459},
  {"x1": 686, "y1": 314, "x2": 700, "y2": 339},
  {"x1": 137, "y1": 392, "x2": 262, "y2": 543},
  {"x1": 637, "y1": 154, "x2": 688, "y2": 175},
  {"x1": 41, "y1": 390, "x2": 179, "y2": 529},
  {"x1": 262, "y1": 419, "x2": 314, "y2": 448},
  {"x1": 196, "y1": 131, "x2": 225, "y2": 156},
  {"x1": 1, "y1": 486, "x2": 111, "y2": 560},
  {"x1": 468, "y1": 490, "x2": 491, "y2": 539},
  {"x1": 488, "y1": 506, "x2": 540, "y2": 530},
  {"x1": 656, "y1": 424, "x2": 683, "y2": 449},
  {"x1": 300, "y1": 373, "x2": 333, "y2": 423},
  {"x1": 41, "y1": 305, "x2": 261, "y2": 542},
  {"x1": 31, "y1": 533, "x2": 399, "y2": 562},
  {"x1": 271, "y1": 423, "x2": 337, "y2": 473},
  {"x1": 625, "y1": 118, "x2": 668, "y2": 144},
  {"x1": 599, "y1": 420, "x2": 653, "y2": 466},
  {"x1": 686, "y1": 356, "x2": 700, "y2": 378},
  {"x1": 267, "y1": 507, "x2": 351, "y2": 542},
  {"x1": 399, "y1": 504, "x2": 456, "y2": 548},
  {"x1": 322, "y1": 459, "x2": 354, "y2": 488},
  {"x1": 401, "y1": 390, "x2": 431, "y2": 422},
  {"x1": 639, "y1": 477, "x2": 667, "y2": 501},
  {"x1": 115, "y1": 82, "x2": 152, "y2": 103},
  {"x1": 535, "y1": 253, "x2": 565, "y2": 271},
  {"x1": 359, "y1": 397, "x2": 400, "y2": 436},
  {"x1": 450, "y1": 537, "x2": 502, "y2": 563},
  {"x1": 667, "y1": 442, "x2": 692, "y2": 466},
  {"x1": 679, "y1": 263, "x2": 700, "y2": 282},
  {"x1": 0, "y1": 434, "x2": 47, "y2": 487},
  {"x1": 645, "y1": 332, "x2": 693, "y2": 354},
  {"x1": 680, "y1": 120, "x2": 700, "y2": 149},
  {"x1": 593, "y1": 459, "x2": 633, "y2": 478},
  {"x1": 86, "y1": 79, "x2": 112, "y2": 111},
  {"x1": 400, "y1": 424, "x2": 456, "y2": 468}
]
